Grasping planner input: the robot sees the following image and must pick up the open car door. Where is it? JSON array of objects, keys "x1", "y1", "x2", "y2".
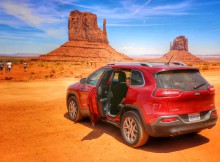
[
  {"x1": 88, "y1": 68, "x2": 113, "y2": 126},
  {"x1": 88, "y1": 87, "x2": 100, "y2": 126}
]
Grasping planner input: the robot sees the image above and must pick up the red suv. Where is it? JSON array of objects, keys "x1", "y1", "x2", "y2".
[{"x1": 66, "y1": 62, "x2": 218, "y2": 147}]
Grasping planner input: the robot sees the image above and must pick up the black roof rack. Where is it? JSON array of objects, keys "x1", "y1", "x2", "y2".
[
  {"x1": 106, "y1": 62, "x2": 153, "y2": 67},
  {"x1": 106, "y1": 61, "x2": 187, "y2": 67}
]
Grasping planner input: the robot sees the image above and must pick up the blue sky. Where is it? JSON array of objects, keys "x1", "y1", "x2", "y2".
[{"x1": 0, "y1": 0, "x2": 220, "y2": 56}]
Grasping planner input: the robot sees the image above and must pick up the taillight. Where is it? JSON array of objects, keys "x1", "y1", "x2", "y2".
[
  {"x1": 154, "y1": 89, "x2": 181, "y2": 97},
  {"x1": 212, "y1": 110, "x2": 217, "y2": 115},
  {"x1": 161, "y1": 117, "x2": 178, "y2": 122},
  {"x1": 208, "y1": 86, "x2": 215, "y2": 94}
]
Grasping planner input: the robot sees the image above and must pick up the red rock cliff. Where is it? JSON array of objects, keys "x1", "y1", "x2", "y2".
[
  {"x1": 39, "y1": 10, "x2": 131, "y2": 62},
  {"x1": 170, "y1": 36, "x2": 188, "y2": 51},
  {"x1": 68, "y1": 10, "x2": 109, "y2": 44}
]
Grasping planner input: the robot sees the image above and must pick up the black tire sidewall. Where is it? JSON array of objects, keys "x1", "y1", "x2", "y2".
[
  {"x1": 121, "y1": 111, "x2": 143, "y2": 146},
  {"x1": 68, "y1": 96, "x2": 79, "y2": 121}
]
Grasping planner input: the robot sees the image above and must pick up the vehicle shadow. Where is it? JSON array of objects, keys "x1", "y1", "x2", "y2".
[
  {"x1": 64, "y1": 112, "x2": 209, "y2": 153},
  {"x1": 140, "y1": 134, "x2": 209, "y2": 153},
  {"x1": 64, "y1": 113, "x2": 123, "y2": 142}
]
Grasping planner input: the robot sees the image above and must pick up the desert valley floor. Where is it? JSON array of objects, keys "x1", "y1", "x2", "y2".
[{"x1": 0, "y1": 69, "x2": 220, "y2": 162}]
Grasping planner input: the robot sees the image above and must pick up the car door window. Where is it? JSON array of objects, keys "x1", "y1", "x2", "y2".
[
  {"x1": 87, "y1": 69, "x2": 105, "y2": 86},
  {"x1": 131, "y1": 70, "x2": 145, "y2": 86}
]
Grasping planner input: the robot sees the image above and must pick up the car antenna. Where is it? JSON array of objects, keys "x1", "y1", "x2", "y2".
[{"x1": 165, "y1": 54, "x2": 174, "y2": 66}]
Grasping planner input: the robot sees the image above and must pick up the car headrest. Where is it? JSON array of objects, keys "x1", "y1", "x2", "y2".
[{"x1": 118, "y1": 71, "x2": 126, "y2": 82}]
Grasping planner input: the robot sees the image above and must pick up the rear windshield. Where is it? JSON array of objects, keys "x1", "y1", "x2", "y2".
[{"x1": 155, "y1": 70, "x2": 210, "y2": 91}]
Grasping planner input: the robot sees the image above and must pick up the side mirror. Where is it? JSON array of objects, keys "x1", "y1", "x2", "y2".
[{"x1": 80, "y1": 78, "x2": 87, "y2": 84}]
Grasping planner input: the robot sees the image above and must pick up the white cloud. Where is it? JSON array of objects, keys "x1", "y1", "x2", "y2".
[
  {"x1": 118, "y1": 46, "x2": 162, "y2": 55},
  {"x1": 0, "y1": 1, "x2": 68, "y2": 41},
  {"x1": 1, "y1": 2, "x2": 44, "y2": 27},
  {"x1": 107, "y1": 23, "x2": 164, "y2": 27},
  {"x1": 118, "y1": 46, "x2": 147, "y2": 55},
  {"x1": 45, "y1": 28, "x2": 67, "y2": 39},
  {"x1": 132, "y1": 0, "x2": 152, "y2": 15},
  {"x1": 88, "y1": 1, "x2": 192, "y2": 19},
  {"x1": 54, "y1": 0, "x2": 78, "y2": 5}
]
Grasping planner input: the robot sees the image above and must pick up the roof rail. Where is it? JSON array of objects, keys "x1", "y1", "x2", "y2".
[
  {"x1": 148, "y1": 61, "x2": 187, "y2": 66},
  {"x1": 106, "y1": 62, "x2": 153, "y2": 67},
  {"x1": 171, "y1": 61, "x2": 187, "y2": 66},
  {"x1": 106, "y1": 61, "x2": 187, "y2": 67}
]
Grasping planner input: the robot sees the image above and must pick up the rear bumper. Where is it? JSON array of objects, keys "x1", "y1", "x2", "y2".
[{"x1": 145, "y1": 110, "x2": 218, "y2": 137}]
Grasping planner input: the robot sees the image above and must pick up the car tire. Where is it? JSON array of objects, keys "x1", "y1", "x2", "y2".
[
  {"x1": 68, "y1": 96, "x2": 83, "y2": 122},
  {"x1": 121, "y1": 111, "x2": 149, "y2": 147}
]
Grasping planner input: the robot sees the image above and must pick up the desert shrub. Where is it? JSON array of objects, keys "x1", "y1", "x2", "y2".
[
  {"x1": 38, "y1": 62, "x2": 44, "y2": 67},
  {"x1": 70, "y1": 71, "x2": 73, "y2": 74},
  {"x1": 29, "y1": 62, "x2": 34, "y2": 66},
  {"x1": 44, "y1": 74, "x2": 49, "y2": 78},
  {"x1": 5, "y1": 76, "x2": 12, "y2": 80},
  {"x1": 202, "y1": 65, "x2": 209, "y2": 70},
  {"x1": 59, "y1": 66, "x2": 64, "y2": 70},
  {"x1": 55, "y1": 62, "x2": 62, "y2": 66},
  {"x1": 50, "y1": 69, "x2": 56, "y2": 74},
  {"x1": 30, "y1": 72, "x2": 35, "y2": 75}
]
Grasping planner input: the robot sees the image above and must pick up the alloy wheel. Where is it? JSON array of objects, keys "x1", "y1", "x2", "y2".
[
  {"x1": 69, "y1": 100, "x2": 77, "y2": 120},
  {"x1": 123, "y1": 117, "x2": 138, "y2": 142}
]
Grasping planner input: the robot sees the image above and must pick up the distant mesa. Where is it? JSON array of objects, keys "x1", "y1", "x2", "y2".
[
  {"x1": 163, "y1": 35, "x2": 205, "y2": 64},
  {"x1": 170, "y1": 36, "x2": 188, "y2": 51},
  {"x1": 68, "y1": 10, "x2": 108, "y2": 44},
  {"x1": 39, "y1": 10, "x2": 130, "y2": 62}
]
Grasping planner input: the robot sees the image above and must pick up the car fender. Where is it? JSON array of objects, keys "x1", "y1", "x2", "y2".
[
  {"x1": 66, "y1": 92, "x2": 80, "y2": 108},
  {"x1": 121, "y1": 104, "x2": 148, "y2": 132}
]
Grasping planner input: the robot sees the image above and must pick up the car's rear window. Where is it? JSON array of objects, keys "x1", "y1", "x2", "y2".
[{"x1": 155, "y1": 70, "x2": 210, "y2": 91}]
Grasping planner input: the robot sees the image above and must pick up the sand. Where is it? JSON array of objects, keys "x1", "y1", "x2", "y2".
[{"x1": 0, "y1": 68, "x2": 220, "y2": 162}]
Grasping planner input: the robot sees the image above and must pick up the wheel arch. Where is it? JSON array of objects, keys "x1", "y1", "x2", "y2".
[
  {"x1": 120, "y1": 104, "x2": 147, "y2": 132},
  {"x1": 66, "y1": 92, "x2": 77, "y2": 107}
]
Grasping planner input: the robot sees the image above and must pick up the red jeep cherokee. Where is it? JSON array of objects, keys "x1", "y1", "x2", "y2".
[{"x1": 66, "y1": 62, "x2": 218, "y2": 147}]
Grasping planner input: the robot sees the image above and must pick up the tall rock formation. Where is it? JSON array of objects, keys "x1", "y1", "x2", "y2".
[
  {"x1": 39, "y1": 10, "x2": 130, "y2": 62},
  {"x1": 163, "y1": 36, "x2": 204, "y2": 64},
  {"x1": 68, "y1": 10, "x2": 108, "y2": 44},
  {"x1": 170, "y1": 36, "x2": 188, "y2": 51}
]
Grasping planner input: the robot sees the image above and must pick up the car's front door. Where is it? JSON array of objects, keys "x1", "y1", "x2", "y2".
[
  {"x1": 88, "y1": 68, "x2": 113, "y2": 125},
  {"x1": 78, "y1": 68, "x2": 105, "y2": 109}
]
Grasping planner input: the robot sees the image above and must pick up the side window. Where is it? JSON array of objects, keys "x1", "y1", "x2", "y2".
[
  {"x1": 87, "y1": 69, "x2": 105, "y2": 86},
  {"x1": 99, "y1": 69, "x2": 113, "y2": 86},
  {"x1": 113, "y1": 72, "x2": 119, "y2": 82},
  {"x1": 113, "y1": 70, "x2": 131, "y2": 82},
  {"x1": 131, "y1": 70, "x2": 144, "y2": 86}
]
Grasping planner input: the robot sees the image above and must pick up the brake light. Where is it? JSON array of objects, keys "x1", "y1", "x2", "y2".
[
  {"x1": 155, "y1": 89, "x2": 181, "y2": 97},
  {"x1": 161, "y1": 117, "x2": 178, "y2": 122},
  {"x1": 208, "y1": 86, "x2": 215, "y2": 94},
  {"x1": 212, "y1": 110, "x2": 217, "y2": 115}
]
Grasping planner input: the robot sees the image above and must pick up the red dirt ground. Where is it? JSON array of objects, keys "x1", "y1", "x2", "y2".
[{"x1": 0, "y1": 68, "x2": 220, "y2": 162}]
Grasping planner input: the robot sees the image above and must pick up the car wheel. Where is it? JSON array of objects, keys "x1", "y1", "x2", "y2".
[
  {"x1": 68, "y1": 96, "x2": 83, "y2": 122},
  {"x1": 121, "y1": 111, "x2": 149, "y2": 147}
]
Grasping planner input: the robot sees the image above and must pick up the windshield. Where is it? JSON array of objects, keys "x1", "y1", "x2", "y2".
[{"x1": 155, "y1": 70, "x2": 210, "y2": 91}]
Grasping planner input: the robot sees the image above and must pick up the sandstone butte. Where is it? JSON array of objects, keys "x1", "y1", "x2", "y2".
[
  {"x1": 39, "y1": 10, "x2": 131, "y2": 62},
  {"x1": 162, "y1": 36, "x2": 205, "y2": 64}
]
